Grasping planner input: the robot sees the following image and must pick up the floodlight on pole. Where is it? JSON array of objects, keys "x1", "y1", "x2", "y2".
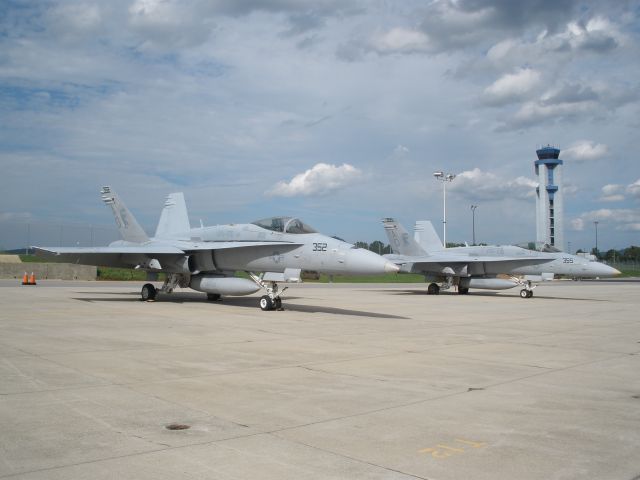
[
  {"x1": 433, "y1": 171, "x2": 456, "y2": 247},
  {"x1": 470, "y1": 205, "x2": 478, "y2": 245}
]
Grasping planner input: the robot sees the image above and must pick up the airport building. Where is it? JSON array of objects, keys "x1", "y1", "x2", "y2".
[{"x1": 535, "y1": 146, "x2": 564, "y2": 249}]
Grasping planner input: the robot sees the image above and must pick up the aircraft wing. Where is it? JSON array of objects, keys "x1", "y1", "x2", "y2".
[
  {"x1": 35, "y1": 246, "x2": 185, "y2": 255},
  {"x1": 173, "y1": 241, "x2": 303, "y2": 251},
  {"x1": 34, "y1": 241, "x2": 302, "y2": 269},
  {"x1": 385, "y1": 252, "x2": 555, "y2": 274}
]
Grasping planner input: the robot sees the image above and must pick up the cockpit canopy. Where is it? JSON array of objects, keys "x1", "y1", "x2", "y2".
[
  {"x1": 251, "y1": 217, "x2": 317, "y2": 234},
  {"x1": 516, "y1": 241, "x2": 562, "y2": 253}
]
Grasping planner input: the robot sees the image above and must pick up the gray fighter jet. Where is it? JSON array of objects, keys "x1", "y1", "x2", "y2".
[
  {"x1": 35, "y1": 187, "x2": 398, "y2": 310},
  {"x1": 383, "y1": 218, "x2": 620, "y2": 298}
]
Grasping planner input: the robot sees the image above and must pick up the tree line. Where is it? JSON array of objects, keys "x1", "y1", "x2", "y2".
[
  {"x1": 356, "y1": 241, "x2": 640, "y2": 262},
  {"x1": 586, "y1": 246, "x2": 640, "y2": 262}
]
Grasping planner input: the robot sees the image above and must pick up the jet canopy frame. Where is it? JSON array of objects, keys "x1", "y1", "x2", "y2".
[
  {"x1": 252, "y1": 217, "x2": 317, "y2": 234},
  {"x1": 515, "y1": 241, "x2": 563, "y2": 253}
]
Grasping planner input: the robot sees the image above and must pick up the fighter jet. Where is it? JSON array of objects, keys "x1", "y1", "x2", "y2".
[
  {"x1": 382, "y1": 218, "x2": 620, "y2": 298},
  {"x1": 35, "y1": 187, "x2": 398, "y2": 310}
]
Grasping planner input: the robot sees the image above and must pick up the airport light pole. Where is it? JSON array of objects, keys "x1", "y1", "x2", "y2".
[
  {"x1": 433, "y1": 171, "x2": 456, "y2": 248},
  {"x1": 594, "y1": 221, "x2": 599, "y2": 258},
  {"x1": 470, "y1": 205, "x2": 478, "y2": 245}
]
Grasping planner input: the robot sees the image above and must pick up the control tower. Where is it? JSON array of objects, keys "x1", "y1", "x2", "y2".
[{"x1": 535, "y1": 146, "x2": 563, "y2": 249}]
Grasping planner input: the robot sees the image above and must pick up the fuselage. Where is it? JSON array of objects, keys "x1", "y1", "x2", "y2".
[
  {"x1": 450, "y1": 245, "x2": 620, "y2": 278},
  {"x1": 123, "y1": 217, "x2": 398, "y2": 276}
]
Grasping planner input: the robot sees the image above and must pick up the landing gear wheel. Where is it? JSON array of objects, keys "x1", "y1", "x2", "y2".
[
  {"x1": 207, "y1": 293, "x2": 222, "y2": 302},
  {"x1": 141, "y1": 283, "x2": 157, "y2": 301},
  {"x1": 259, "y1": 295, "x2": 274, "y2": 311},
  {"x1": 520, "y1": 289, "x2": 529, "y2": 298},
  {"x1": 427, "y1": 283, "x2": 440, "y2": 295},
  {"x1": 458, "y1": 287, "x2": 469, "y2": 295},
  {"x1": 273, "y1": 297, "x2": 283, "y2": 310},
  {"x1": 526, "y1": 290, "x2": 533, "y2": 298}
]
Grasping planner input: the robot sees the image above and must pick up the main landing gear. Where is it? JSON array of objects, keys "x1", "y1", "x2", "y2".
[
  {"x1": 426, "y1": 278, "x2": 454, "y2": 295},
  {"x1": 140, "y1": 274, "x2": 189, "y2": 302},
  {"x1": 427, "y1": 283, "x2": 440, "y2": 295},
  {"x1": 249, "y1": 273, "x2": 286, "y2": 311},
  {"x1": 141, "y1": 283, "x2": 157, "y2": 301}
]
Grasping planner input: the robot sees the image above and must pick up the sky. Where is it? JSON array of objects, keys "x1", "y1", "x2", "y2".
[{"x1": 1, "y1": 0, "x2": 639, "y2": 252}]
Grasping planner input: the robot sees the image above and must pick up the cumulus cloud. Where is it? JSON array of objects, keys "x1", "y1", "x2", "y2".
[
  {"x1": 342, "y1": 2, "x2": 623, "y2": 60},
  {"x1": 483, "y1": 68, "x2": 542, "y2": 106},
  {"x1": 570, "y1": 218, "x2": 584, "y2": 231},
  {"x1": 415, "y1": 0, "x2": 581, "y2": 54},
  {"x1": 47, "y1": 3, "x2": 103, "y2": 39},
  {"x1": 128, "y1": 0, "x2": 216, "y2": 51},
  {"x1": 510, "y1": 97, "x2": 597, "y2": 129},
  {"x1": 602, "y1": 184, "x2": 622, "y2": 195},
  {"x1": 600, "y1": 184, "x2": 624, "y2": 202},
  {"x1": 572, "y1": 208, "x2": 640, "y2": 232},
  {"x1": 371, "y1": 28, "x2": 431, "y2": 54},
  {"x1": 627, "y1": 179, "x2": 640, "y2": 199},
  {"x1": 267, "y1": 163, "x2": 362, "y2": 197},
  {"x1": 563, "y1": 182, "x2": 579, "y2": 197},
  {"x1": 485, "y1": 14, "x2": 623, "y2": 74},
  {"x1": 448, "y1": 168, "x2": 537, "y2": 201},
  {"x1": 562, "y1": 140, "x2": 609, "y2": 162},
  {"x1": 502, "y1": 81, "x2": 638, "y2": 129},
  {"x1": 566, "y1": 17, "x2": 622, "y2": 52}
]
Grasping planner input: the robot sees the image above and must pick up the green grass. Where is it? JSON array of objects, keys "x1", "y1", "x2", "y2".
[
  {"x1": 618, "y1": 267, "x2": 640, "y2": 278},
  {"x1": 97, "y1": 268, "x2": 167, "y2": 281},
  {"x1": 19, "y1": 254, "x2": 53, "y2": 263},
  {"x1": 308, "y1": 273, "x2": 425, "y2": 283}
]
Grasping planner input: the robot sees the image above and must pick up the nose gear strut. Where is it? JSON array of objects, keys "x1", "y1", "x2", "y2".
[{"x1": 248, "y1": 272, "x2": 287, "y2": 311}]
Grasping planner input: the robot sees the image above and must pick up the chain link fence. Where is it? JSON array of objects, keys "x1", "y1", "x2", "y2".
[{"x1": 608, "y1": 261, "x2": 640, "y2": 275}]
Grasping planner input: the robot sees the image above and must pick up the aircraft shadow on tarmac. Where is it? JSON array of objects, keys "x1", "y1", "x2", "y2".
[
  {"x1": 376, "y1": 288, "x2": 610, "y2": 302},
  {"x1": 72, "y1": 292, "x2": 409, "y2": 319}
]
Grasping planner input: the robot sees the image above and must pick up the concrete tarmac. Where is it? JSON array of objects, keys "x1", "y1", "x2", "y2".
[{"x1": 0, "y1": 280, "x2": 638, "y2": 479}]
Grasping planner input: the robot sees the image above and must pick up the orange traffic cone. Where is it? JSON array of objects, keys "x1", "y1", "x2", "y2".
[
  {"x1": 28, "y1": 272, "x2": 37, "y2": 285},
  {"x1": 22, "y1": 272, "x2": 29, "y2": 285}
]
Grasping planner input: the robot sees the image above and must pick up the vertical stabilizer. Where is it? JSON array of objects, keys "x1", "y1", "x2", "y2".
[
  {"x1": 382, "y1": 218, "x2": 426, "y2": 256},
  {"x1": 155, "y1": 192, "x2": 191, "y2": 238},
  {"x1": 100, "y1": 186, "x2": 149, "y2": 243},
  {"x1": 414, "y1": 220, "x2": 444, "y2": 252}
]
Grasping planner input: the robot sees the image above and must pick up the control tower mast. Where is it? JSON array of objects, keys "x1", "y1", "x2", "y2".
[{"x1": 535, "y1": 146, "x2": 564, "y2": 249}]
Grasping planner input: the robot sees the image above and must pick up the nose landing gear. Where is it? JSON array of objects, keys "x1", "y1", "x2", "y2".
[
  {"x1": 516, "y1": 279, "x2": 535, "y2": 298},
  {"x1": 519, "y1": 288, "x2": 533, "y2": 298},
  {"x1": 249, "y1": 273, "x2": 286, "y2": 311}
]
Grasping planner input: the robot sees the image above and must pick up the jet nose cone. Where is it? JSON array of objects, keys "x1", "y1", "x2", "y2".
[
  {"x1": 603, "y1": 264, "x2": 622, "y2": 277},
  {"x1": 348, "y1": 248, "x2": 399, "y2": 275},
  {"x1": 384, "y1": 261, "x2": 400, "y2": 273},
  {"x1": 592, "y1": 262, "x2": 621, "y2": 277}
]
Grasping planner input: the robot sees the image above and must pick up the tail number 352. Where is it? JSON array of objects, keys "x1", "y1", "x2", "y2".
[{"x1": 313, "y1": 243, "x2": 328, "y2": 252}]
